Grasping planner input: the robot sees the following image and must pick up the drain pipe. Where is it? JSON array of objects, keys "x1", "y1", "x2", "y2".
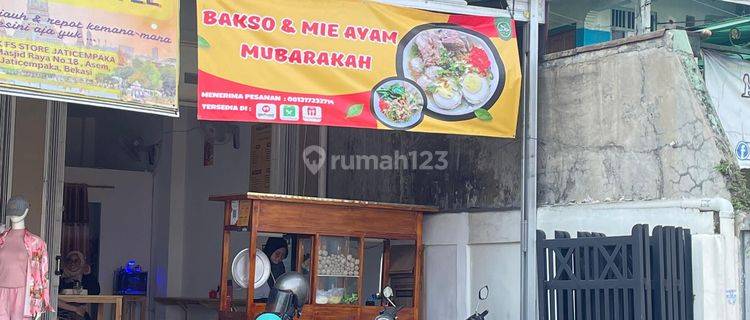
[
  {"x1": 604, "y1": 197, "x2": 733, "y2": 216},
  {"x1": 596, "y1": 198, "x2": 735, "y2": 233},
  {"x1": 691, "y1": 198, "x2": 734, "y2": 234}
]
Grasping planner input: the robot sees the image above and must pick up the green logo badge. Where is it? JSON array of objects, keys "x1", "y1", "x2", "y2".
[
  {"x1": 495, "y1": 17, "x2": 513, "y2": 41},
  {"x1": 280, "y1": 104, "x2": 299, "y2": 120},
  {"x1": 730, "y1": 27, "x2": 741, "y2": 45}
]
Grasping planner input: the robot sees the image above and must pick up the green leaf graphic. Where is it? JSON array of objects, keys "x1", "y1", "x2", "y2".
[
  {"x1": 474, "y1": 109, "x2": 493, "y2": 121},
  {"x1": 198, "y1": 36, "x2": 211, "y2": 48},
  {"x1": 346, "y1": 104, "x2": 364, "y2": 118}
]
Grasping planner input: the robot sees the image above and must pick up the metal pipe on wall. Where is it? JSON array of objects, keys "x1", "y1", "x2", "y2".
[
  {"x1": 521, "y1": 0, "x2": 540, "y2": 318},
  {"x1": 740, "y1": 216, "x2": 750, "y2": 320},
  {"x1": 0, "y1": 95, "x2": 15, "y2": 224}
]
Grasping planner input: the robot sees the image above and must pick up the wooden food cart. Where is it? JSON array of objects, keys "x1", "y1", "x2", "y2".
[{"x1": 211, "y1": 193, "x2": 437, "y2": 320}]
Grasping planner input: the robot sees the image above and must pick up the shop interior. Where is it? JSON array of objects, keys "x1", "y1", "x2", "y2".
[
  {"x1": 50, "y1": 105, "x2": 424, "y2": 318},
  {"x1": 3, "y1": 97, "x2": 427, "y2": 319}
]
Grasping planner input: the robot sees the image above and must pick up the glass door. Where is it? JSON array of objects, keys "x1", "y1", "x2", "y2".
[{"x1": 42, "y1": 100, "x2": 67, "y2": 319}]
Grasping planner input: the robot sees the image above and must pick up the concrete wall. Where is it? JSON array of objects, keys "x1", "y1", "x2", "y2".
[
  {"x1": 423, "y1": 210, "x2": 521, "y2": 320},
  {"x1": 326, "y1": 128, "x2": 522, "y2": 210},
  {"x1": 535, "y1": 29, "x2": 743, "y2": 320},
  {"x1": 538, "y1": 30, "x2": 733, "y2": 205}
]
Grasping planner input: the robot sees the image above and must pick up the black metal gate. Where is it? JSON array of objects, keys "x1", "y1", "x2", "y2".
[{"x1": 537, "y1": 224, "x2": 693, "y2": 320}]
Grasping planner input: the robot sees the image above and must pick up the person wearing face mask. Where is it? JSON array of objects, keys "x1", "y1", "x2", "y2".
[{"x1": 262, "y1": 237, "x2": 288, "y2": 289}]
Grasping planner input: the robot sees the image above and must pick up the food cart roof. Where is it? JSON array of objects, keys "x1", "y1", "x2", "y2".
[{"x1": 209, "y1": 192, "x2": 440, "y2": 212}]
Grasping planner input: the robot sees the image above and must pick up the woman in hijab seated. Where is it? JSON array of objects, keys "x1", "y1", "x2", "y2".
[
  {"x1": 254, "y1": 237, "x2": 289, "y2": 300},
  {"x1": 263, "y1": 237, "x2": 289, "y2": 288},
  {"x1": 58, "y1": 251, "x2": 101, "y2": 320}
]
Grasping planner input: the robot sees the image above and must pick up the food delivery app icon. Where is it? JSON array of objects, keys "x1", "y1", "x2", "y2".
[{"x1": 281, "y1": 104, "x2": 299, "y2": 121}]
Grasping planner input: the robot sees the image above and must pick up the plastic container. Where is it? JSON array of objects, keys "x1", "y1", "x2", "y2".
[
  {"x1": 316, "y1": 289, "x2": 330, "y2": 304},
  {"x1": 328, "y1": 288, "x2": 345, "y2": 304}
]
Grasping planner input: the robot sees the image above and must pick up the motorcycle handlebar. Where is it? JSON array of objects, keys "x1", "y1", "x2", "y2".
[{"x1": 480, "y1": 310, "x2": 489, "y2": 317}]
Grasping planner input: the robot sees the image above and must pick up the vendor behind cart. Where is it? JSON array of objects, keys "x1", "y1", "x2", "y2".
[{"x1": 255, "y1": 237, "x2": 289, "y2": 299}]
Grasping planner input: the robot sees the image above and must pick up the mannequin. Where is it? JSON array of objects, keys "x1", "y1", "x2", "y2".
[{"x1": 0, "y1": 196, "x2": 53, "y2": 319}]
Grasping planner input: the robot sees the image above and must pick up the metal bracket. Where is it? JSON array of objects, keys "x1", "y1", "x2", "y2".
[{"x1": 521, "y1": 220, "x2": 529, "y2": 252}]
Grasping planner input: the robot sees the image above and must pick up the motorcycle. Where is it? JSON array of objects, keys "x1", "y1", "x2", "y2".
[
  {"x1": 373, "y1": 286, "x2": 403, "y2": 320},
  {"x1": 466, "y1": 285, "x2": 490, "y2": 320}
]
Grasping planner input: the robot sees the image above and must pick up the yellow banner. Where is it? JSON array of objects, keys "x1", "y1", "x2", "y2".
[
  {"x1": 197, "y1": 0, "x2": 521, "y2": 138},
  {"x1": 0, "y1": 0, "x2": 179, "y2": 116},
  {"x1": 50, "y1": 0, "x2": 177, "y2": 20}
]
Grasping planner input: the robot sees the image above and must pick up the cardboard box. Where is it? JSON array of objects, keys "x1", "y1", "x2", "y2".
[{"x1": 250, "y1": 124, "x2": 272, "y2": 193}]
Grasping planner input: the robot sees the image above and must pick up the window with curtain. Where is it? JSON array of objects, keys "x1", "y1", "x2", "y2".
[{"x1": 62, "y1": 183, "x2": 90, "y2": 259}]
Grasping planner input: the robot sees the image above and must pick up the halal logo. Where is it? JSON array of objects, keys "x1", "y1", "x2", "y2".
[
  {"x1": 495, "y1": 18, "x2": 512, "y2": 41},
  {"x1": 729, "y1": 28, "x2": 745, "y2": 46},
  {"x1": 743, "y1": 74, "x2": 750, "y2": 98},
  {"x1": 730, "y1": 28, "x2": 741, "y2": 41}
]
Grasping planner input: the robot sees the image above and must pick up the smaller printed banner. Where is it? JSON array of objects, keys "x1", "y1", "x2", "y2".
[
  {"x1": 197, "y1": 0, "x2": 521, "y2": 138},
  {"x1": 0, "y1": 0, "x2": 179, "y2": 116},
  {"x1": 704, "y1": 50, "x2": 750, "y2": 168}
]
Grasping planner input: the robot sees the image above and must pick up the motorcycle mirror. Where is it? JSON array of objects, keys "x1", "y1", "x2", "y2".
[
  {"x1": 382, "y1": 286, "x2": 394, "y2": 299},
  {"x1": 479, "y1": 285, "x2": 489, "y2": 301}
]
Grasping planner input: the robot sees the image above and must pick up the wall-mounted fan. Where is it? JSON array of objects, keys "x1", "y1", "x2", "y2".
[
  {"x1": 117, "y1": 135, "x2": 157, "y2": 164},
  {"x1": 200, "y1": 122, "x2": 240, "y2": 149}
]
